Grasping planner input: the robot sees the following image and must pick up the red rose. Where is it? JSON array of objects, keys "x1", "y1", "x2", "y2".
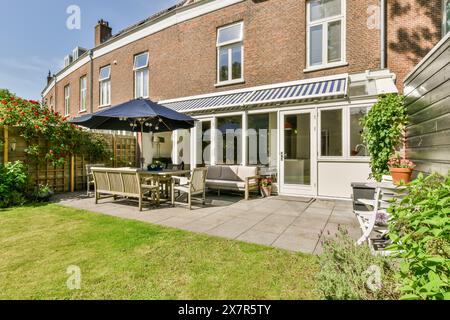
[
  {"x1": 35, "y1": 125, "x2": 40, "y2": 129},
  {"x1": 1, "y1": 101, "x2": 6, "y2": 105}
]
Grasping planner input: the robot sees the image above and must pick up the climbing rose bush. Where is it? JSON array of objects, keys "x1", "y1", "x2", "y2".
[{"x1": 0, "y1": 95, "x2": 109, "y2": 167}]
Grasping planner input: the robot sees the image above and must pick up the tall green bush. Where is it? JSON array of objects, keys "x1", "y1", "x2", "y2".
[
  {"x1": 388, "y1": 173, "x2": 450, "y2": 300},
  {"x1": 0, "y1": 161, "x2": 28, "y2": 208},
  {"x1": 361, "y1": 94, "x2": 408, "y2": 181}
]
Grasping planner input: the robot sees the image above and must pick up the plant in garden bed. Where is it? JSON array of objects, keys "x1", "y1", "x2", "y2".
[
  {"x1": 317, "y1": 227, "x2": 400, "y2": 300},
  {"x1": 361, "y1": 94, "x2": 408, "y2": 182},
  {"x1": 387, "y1": 173, "x2": 450, "y2": 300},
  {"x1": 0, "y1": 161, "x2": 28, "y2": 208}
]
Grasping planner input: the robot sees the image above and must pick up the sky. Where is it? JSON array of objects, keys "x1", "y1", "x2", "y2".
[{"x1": 0, "y1": 0, "x2": 179, "y2": 100}]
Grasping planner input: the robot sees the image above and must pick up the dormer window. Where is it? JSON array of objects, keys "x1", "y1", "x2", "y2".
[
  {"x1": 217, "y1": 22, "x2": 244, "y2": 85},
  {"x1": 134, "y1": 52, "x2": 149, "y2": 98},
  {"x1": 306, "y1": 0, "x2": 346, "y2": 70}
]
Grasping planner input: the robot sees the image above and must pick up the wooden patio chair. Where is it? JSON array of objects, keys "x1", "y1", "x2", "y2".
[
  {"x1": 171, "y1": 168, "x2": 208, "y2": 210},
  {"x1": 86, "y1": 163, "x2": 105, "y2": 196}
]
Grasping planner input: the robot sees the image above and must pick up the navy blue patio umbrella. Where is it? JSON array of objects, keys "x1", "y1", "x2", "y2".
[{"x1": 71, "y1": 98, "x2": 197, "y2": 167}]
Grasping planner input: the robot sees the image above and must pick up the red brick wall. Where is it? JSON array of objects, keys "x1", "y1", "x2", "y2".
[
  {"x1": 46, "y1": 0, "x2": 384, "y2": 115},
  {"x1": 387, "y1": 0, "x2": 443, "y2": 91}
]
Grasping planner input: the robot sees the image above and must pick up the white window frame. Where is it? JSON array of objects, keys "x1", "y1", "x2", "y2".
[
  {"x1": 134, "y1": 52, "x2": 149, "y2": 99},
  {"x1": 49, "y1": 96, "x2": 53, "y2": 111},
  {"x1": 79, "y1": 75, "x2": 87, "y2": 112},
  {"x1": 318, "y1": 106, "x2": 345, "y2": 160},
  {"x1": 216, "y1": 22, "x2": 244, "y2": 86},
  {"x1": 99, "y1": 65, "x2": 111, "y2": 107},
  {"x1": 347, "y1": 105, "x2": 371, "y2": 159},
  {"x1": 64, "y1": 85, "x2": 70, "y2": 117},
  {"x1": 444, "y1": 0, "x2": 450, "y2": 36},
  {"x1": 306, "y1": 0, "x2": 347, "y2": 72}
]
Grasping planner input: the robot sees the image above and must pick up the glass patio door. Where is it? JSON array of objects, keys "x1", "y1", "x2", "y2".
[{"x1": 279, "y1": 109, "x2": 317, "y2": 196}]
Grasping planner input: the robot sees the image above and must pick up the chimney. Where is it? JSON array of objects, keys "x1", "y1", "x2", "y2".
[
  {"x1": 47, "y1": 70, "x2": 53, "y2": 84},
  {"x1": 95, "y1": 19, "x2": 112, "y2": 46}
]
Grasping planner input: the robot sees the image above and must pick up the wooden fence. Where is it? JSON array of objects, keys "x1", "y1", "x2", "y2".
[{"x1": 1, "y1": 126, "x2": 138, "y2": 192}]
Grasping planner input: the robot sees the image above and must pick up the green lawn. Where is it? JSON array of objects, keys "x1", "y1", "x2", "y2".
[{"x1": 0, "y1": 204, "x2": 319, "y2": 300}]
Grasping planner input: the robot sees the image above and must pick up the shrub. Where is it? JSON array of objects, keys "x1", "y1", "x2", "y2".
[
  {"x1": 361, "y1": 94, "x2": 408, "y2": 181},
  {"x1": 0, "y1": 94, "x2": 110, "y2": 167},
  {"x1": 317, "y1": 227, "x2": 400, "y2": 300},
  {"x1": 388, "y1": 173, "x2": 450, "y2": 300},
  {"x1": 0, "y1": 161, "x2": 28, "y2": 208}
]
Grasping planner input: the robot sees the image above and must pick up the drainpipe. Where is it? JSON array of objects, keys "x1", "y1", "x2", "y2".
[
  {"x1": 89, "y1": 50, "x2": 94, "y2": 114},
  {"x1": 380, "y1": 0, "x2": 387, "y2": 69}
]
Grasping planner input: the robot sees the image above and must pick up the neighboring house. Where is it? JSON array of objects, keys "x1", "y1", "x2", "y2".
[{"x1": 41, "y1": 0, "x2": 448, "y2": 199}]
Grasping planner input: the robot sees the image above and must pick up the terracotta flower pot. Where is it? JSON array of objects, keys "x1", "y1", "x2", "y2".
[{"x1": 389, "y1": 167, "x2": 413, "y2": 185}]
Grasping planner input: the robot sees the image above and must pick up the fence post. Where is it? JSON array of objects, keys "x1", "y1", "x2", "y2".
[
  {"x1": 70, "y1": 154, "x2": 75, "y2": 192},
  {"x1": 3, "y1": 126, "x2": 8, "y2": 164}
]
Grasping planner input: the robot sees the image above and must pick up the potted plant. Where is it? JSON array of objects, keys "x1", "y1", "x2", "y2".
[
  {"x1": 147, "y1": 160, "x2": 164, "y2": 172},
  {"x1": 388, "y1": 153, "x2": 415, "y2": 185},
  {"x1": 260, "y1": 178, "x2": 273, "y2": 197}
]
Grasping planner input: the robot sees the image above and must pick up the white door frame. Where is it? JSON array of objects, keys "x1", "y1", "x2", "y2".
[{"x1": 279, "y1": 108, "x2": 317, "y2": 197}]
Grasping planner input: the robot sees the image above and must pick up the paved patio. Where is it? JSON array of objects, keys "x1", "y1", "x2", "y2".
[{"x1": 54, "y1": 192, "x2": 360, "y2": 255}]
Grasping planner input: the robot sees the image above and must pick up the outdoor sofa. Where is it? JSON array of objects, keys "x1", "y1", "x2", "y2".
[{"x1": 205, "y1": 165, "x2": 260, "y2": 200}]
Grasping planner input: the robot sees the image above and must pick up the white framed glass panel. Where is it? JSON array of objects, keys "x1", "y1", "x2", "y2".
[
  {"x1": 64, "y1": 85, "x2": 70, "y2": 116},
  {"x1": 310, "y1": 0, "x2": 342, "y2": 21},
  {"x1": 99, "y1": 65, "x2": 111, "y2": 106},
  {"x1": 349, "y1": 106, "x2": 369, "y2": 157},
  {"x1": 247, "y1": 113, "x2": 278, "y2": 168},
  {"x1": 99, "y1": 66, "x2": 111, "y2": 81},
  {"x1": 134, "y1": 52, "x2": 149, "y2": 70},
  {"x1": 445, "y1": 0, "x2": 450, "y2": 34},
  {"x1": 135, "y1": 68, "x2": 149, "y2": 98},
  {"x1": 80, "y1": 76, "x2": 87, "y2": 112},
  {"x1": 216, "y1": 115, "x2": 243, "y2": 165},
  {"x1": 217, "y1": 22, "x2": 243, "y2": 46},
  {"x1": 320, "y1": 108, "x2": 343, "y2": 157},
  {"x1": 310, "y1": 25, "x2": 323, "y2": 66},
  {"x1": 217, "y1": 22, "x2": 244, "y2": 84},
  {"x1": 327, "y1": 20, "x2": 342, "y2": 63},
  {"x1": 307, "y1": 0, "x2": 345, "y2": 68}
]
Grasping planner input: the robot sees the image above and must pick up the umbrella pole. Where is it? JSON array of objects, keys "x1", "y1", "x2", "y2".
[{"x1": 140, "y1": 122, "x2": 145, "y2": 169}]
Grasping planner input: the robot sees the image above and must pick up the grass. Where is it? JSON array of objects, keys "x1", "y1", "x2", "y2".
[{"x1": 0, "y1": 204, "x2": 319, "y2": 300}]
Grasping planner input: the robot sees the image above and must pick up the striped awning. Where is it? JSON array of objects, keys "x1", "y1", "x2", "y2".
[
  {"x1": 246, "y1": 77, "x2": 347, "y2": 105},
  {"x1": 161, "y1": 75, "x2": 348, "y2": 113},
  {"x1": 164, "y1": 91, "x2": 252, "y2": 112}
]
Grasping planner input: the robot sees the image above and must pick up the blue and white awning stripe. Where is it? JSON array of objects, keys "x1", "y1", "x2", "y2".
[
  {"x1": 163, "y1": 91, "x2": 252, "y2": 112},
  {"x1": 161, "y1": 76, "x2": 348, "y2": 113},
  {"x1": 246, "y1": 78, "x2": 347, "y2": 105}
]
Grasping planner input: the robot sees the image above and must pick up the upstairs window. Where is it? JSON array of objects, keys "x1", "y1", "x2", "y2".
[
  {"x1": 307, "y1": 0, "x2": 345, "y2": 69},
  {"x1": 134, "y1": 52, "x2": 149, "y2": 98},
  {"x1": 99, "y1": 65, "x2": 111, "y2": 107},
  {"x1": 64, "y1": 85, "x2": 70, "y2": 116},
  {"x1": 217, "y1": 22, "x2": 244, "y2": 84},
  {"x1": 79, "y1": 76, "x2": 87, "y2": 112},
  {"x1": 445, "y1": 0, "x2": 450, "y2": 35}
]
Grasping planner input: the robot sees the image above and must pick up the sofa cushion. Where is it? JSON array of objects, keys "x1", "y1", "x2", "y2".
[
  {"x1": 220, "y1": 165, "x2": 241, "y2": 181},
  {"x1": 206, "y1": 179, "x2": 245, "y2": 190},
  {"x1": 207, "y1": 166, "x2": 222, "y2": 180},
  {"x1": 237, "y1": 166, "x2": 258, "y2": 181}
]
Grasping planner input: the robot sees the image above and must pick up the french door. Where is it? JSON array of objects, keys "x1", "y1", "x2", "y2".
[{"x1": 279, "y1": 109, "x2": 317, "y2": 196}]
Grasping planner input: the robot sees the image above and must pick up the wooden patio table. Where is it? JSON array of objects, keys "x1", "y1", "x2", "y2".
[{"x1": 138, "y1": 169, "x2": 191, "y2": 202}]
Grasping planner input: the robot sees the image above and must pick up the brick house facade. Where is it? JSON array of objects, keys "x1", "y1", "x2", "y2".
[{"x1": 41, "y1": 0, "x2": 447, "y2": 199}]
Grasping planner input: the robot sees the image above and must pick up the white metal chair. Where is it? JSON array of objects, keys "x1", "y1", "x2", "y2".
[
  {"x1": 354, "y1": 178, "x2": 407, "y2": 255},
  {"x1": 171, "y1": 168, "x2": 208, "y2": 210}
]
